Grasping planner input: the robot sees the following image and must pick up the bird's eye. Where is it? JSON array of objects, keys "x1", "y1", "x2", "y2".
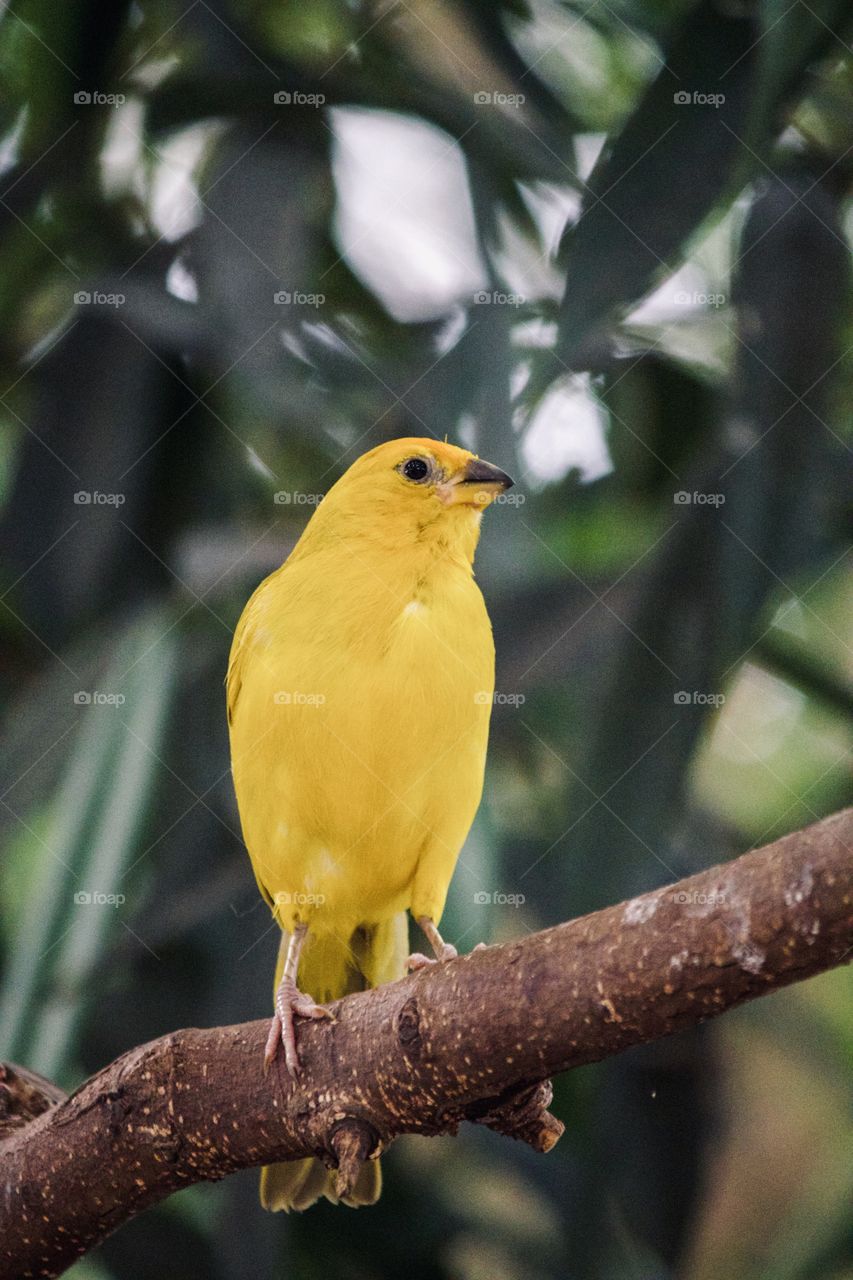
[{"x1": 401, "y1": 457, "x2": 430, "y2": 482}]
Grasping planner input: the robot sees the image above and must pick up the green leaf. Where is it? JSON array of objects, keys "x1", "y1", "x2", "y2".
[
  {"x1": 554, "y1": 0, "x2": 756, "y2": 367},
  {"x1": 551, "y1": 0, "x2": 851, "y2": 370},
  {"x1": 0, "y1": 607, "x2": 178, "y2": 1080},
  {"x1": 745, "y1": 0, "x2": 853, "y2": 159}
]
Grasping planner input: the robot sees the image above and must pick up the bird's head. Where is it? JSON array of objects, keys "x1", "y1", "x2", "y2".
[
  {"x1": 357, "y1": 437, "x2": 513, "y2": 509},
  {"x1": 298, "y1": 438, "x2": 514, "y2": 564}
]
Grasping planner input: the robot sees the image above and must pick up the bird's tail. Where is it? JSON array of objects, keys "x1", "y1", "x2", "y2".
[{"x1": 260, "y1": 913, "x2": 408, "y2": 1212}]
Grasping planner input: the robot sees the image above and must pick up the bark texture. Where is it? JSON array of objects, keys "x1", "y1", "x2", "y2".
[{"x1": 2, "y1": 808, "x2": 851, "y2": 1279}]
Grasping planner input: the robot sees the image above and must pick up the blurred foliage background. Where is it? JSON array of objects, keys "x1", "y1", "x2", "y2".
[{"x1": 0, "y1": 1, "x2": 851, "y2": 1277}]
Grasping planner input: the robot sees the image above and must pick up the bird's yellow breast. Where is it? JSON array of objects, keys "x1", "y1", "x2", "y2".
[{"x1": 228, "y1": 521, "x2": 495, "y2": 938}]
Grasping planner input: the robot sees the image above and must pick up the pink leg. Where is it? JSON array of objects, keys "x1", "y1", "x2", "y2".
[
  {"x1": 263, "y1": 924, "x2": 333, "y2": 1077},
  {"x1": 406, "y1": 916, "x2": 459, "y2": 972}
]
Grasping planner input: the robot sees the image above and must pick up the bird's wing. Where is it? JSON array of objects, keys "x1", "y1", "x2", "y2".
[
  {"x1": 226, "y1": 570, "x2": 279, "y2": 726},
  {"x1": 227, "y1": 576, "x2": 276, "y2": 910},
  {"x1": 226, "y1": 607, "x2": 252, "y2": 726}
]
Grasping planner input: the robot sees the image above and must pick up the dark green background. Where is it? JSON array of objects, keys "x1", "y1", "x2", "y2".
[{"x1": 0, "y1": 2, "x2": 851, "y2": 1278}]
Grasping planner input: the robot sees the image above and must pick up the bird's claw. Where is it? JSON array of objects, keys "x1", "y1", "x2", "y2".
[
  {"x1": 263, "y1": 1014, "x2": 284, "y2": 1075},
  {"x1": 406, "y1": 940, "x2": 458, "y2": 971},
  {"x1": 264, "y1": 980, "x2": 333, "y2": 1077}
]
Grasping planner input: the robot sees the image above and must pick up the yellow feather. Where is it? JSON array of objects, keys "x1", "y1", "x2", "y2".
[{"x1": 228, "y1": 437, "x2": 508, "y2": 1210}]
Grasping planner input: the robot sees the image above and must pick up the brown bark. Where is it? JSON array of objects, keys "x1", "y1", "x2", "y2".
[
  {"x1": 0, "y1": 1065, "x2": 66, "y2": 1141},
  {"x1": 2, "y1": 808, "x2": 851, "y2": 1279}
]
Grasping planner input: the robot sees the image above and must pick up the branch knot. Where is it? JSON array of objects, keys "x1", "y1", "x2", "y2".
[
  {"x1": 328, "y1": 1117, "x2": 379, "y2": 1199},
  {"x1": 467, "y1": 1080, "x2": 565, "y2": 1153}
]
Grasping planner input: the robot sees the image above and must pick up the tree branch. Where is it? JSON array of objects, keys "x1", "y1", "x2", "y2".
[{"x1": 3, "y1": 809, "x2": 851, "y2": 1279}]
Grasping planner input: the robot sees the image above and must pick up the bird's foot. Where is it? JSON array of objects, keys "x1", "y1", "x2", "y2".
[
  {"x1": 406, "y1": 938, "x2": 487, "y2": 970},
  {"x1": 406, "y1": 940, "x2": 458, "y2": 971},
  {"x1": 263, "y1": 979, "x2": 333, "y2": 1077},
  {"x1": 407, "y1": 914, "x2": 468, "y2": 971}
]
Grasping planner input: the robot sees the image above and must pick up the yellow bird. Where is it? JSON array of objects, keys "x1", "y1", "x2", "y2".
[{"x1": 227, "y1": 437, "x2": 512, "y2": 1211}]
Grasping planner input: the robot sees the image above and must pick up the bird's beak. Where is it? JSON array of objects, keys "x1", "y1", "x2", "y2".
[{"x1": 438, "y1": 457, "x2": 515, "y2": 508}]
